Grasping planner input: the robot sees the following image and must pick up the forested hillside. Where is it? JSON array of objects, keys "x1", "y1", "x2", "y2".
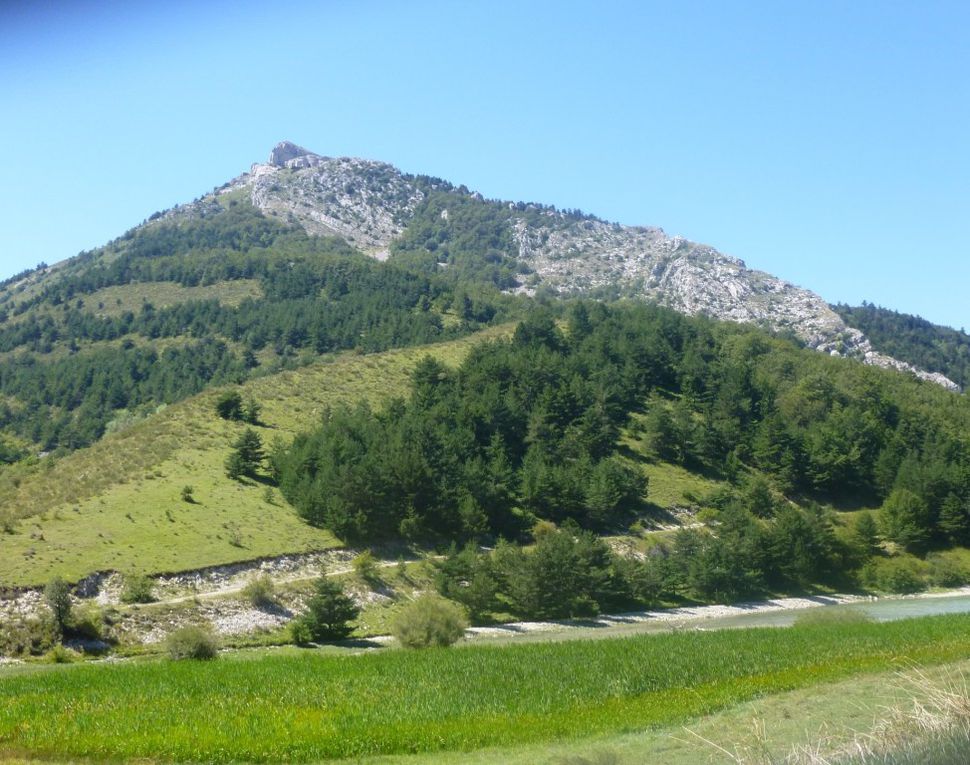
[
  {"x1": 276, "y1": 301, "x2": 970, "y2": 612},
  {"x1": 835, "y1": 302, "x2": 970, "y2": 390},
  {"x1": 0, "y1": 200, "x2": 516, "y2": 456}
]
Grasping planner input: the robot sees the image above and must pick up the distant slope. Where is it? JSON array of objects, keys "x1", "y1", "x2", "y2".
[
  {"x1": 0, "y1": 198, "x2": 511, "y2": 456},
  {"x1": 0, "y1": 326, "x2": 512, "y2": 586},
  {"x1": 834, "y1": 303, "x2": 970, "y2": 390}
]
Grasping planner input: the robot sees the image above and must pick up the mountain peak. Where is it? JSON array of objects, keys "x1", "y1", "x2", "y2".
[{"x1": 268, "y1": 141, "x2": 317, "y2": 167}]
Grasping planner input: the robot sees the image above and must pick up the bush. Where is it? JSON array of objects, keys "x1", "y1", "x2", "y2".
[
  {"x1": 926, "y1": 552, "x2": 970, "y2": 588},
  {"x1": 242, "y1": 574, "x2": 276, "y2": 608},
  {"x1": 862, "y1": 556, "x2": 927, "y2": 594},
  {"x1": 45, "y1": 644, "x2": 78, "y2": 664},
  {"x1": 391, "y1": 595, "x2": 468, "y2": 649},
  {"x1": 69, "y1": 604, "x2": 106, "y2": 642},
  {"x1": 165, "y1": 626, "x2": 218, "y2": 660},
  {"x1": 352, "y1": 550, "x2": 379, "y2": 582},
  {"x1": 120, "y1": 574, "x2": 155, "y2": 604},
  {"x1": 289, "y1": 619, "x2": 313, "y2": 646},
  {"x1": 180, "y1": 485, "x2": 195, "y2": 503},
  {"x1": 0, "y1": 616, "x2": 57, "y2": 657},
  {"x1": 293, "y1": 578, "x2": 359, "y2": 643}
]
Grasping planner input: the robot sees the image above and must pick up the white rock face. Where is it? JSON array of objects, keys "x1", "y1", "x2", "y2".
[
  {"x1": 192, "y1": 143, "x2": 959, "y2": 390},
  {"x1": 234, "y1": 142, "x2": 423, "y2": 258},
  {"x1": 511, "y1": 218, "x2": 959, "y2": 390}
]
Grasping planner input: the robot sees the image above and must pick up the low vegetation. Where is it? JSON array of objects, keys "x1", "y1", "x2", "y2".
[
  {"x1": 391, "y1": 594, "x2": 468, "y2": 648},
  {"x1": 164, "y1": 625, "x2": 219, "y2": 660},
  {"x1": 3, "y1": 614, "x2": 970, "y2": 762}
]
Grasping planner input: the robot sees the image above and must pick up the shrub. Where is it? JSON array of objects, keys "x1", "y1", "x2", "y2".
[
  {"x1": 926, "y1": 552, "x2": 970, "y2": 588},
  {"x1": 242, "y1": 574, "x2": 276, "y2": 608},
  {"x1": 180, "y1": 485, "x2": 195, "y2": 503},
  {"x1": 391, "y1": 595, "x2": 468, "y2": 649},
  {"x1": 290, "y1": 619, "x2": 313, "y2": 646},
  {"x1": 165, "y1": 626, "x2": 218, "y2": 660},
  {"x1": 352, "y1": 550, "x2": 379, "y2": 582},
  {"x1": 862, "y1": 556, "x2": 927, "y2": 594},
  {"x1": 120, "y1": 574, "x2": 155, "y2": 604},
  {"x1": 0, "y1": 616, "x2": 57, "y2": 657},
  {"x1": 293, "y1": 578, "x2": 359, "y2": 643},
  {"x1": 45, "y1": 644, "x2": 78, "y2": 664},
  {"x1": 69, "y1": 604, "x2": 106, "y2": 642}
]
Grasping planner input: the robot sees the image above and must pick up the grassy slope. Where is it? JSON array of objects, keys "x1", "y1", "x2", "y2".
[
  {"x1": 0, "y1": 318, "x2": 728, "y2": 588},
  {"x1": 0, "y1": 325, "x2": 512, "y2": 586},
  {"x1": 362, "y1": 658, "x2": 970, "y2": 765},
  {"x1": 1, "y1": 278, "x2": 263, "y2": 328},
  {"x1": 3, "y1": 615, "x2": 970, "y2": 762}
]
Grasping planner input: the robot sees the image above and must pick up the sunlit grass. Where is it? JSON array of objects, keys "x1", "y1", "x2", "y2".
[
  {"x1": 3, "y1": 614, "x2": 970, "y2": 763},
  {"x1": 0, "y1": 325, "x2": 513, "y2": 585}
]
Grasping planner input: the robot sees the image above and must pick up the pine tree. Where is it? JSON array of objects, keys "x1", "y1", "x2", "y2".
[
  {"x1": 938, "y1": 493, "x2": 970, "y2": 545},
  {"x1": 294, "y1": 578, "x2": 360, "y2": 642},
  {"x1": 226, "y1": 428, "x2": 264, "y2": 479}
]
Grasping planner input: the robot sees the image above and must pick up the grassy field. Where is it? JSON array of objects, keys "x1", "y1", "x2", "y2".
[
  {"x1": 355, "y1": 658, "x2": 970, "y2": 765},
  {"x1": 0, "y1": 325, "x2": 512, "y2": 585},
  {"x1": 3, "y1": 614, "x2": 970, "y2": 762}
]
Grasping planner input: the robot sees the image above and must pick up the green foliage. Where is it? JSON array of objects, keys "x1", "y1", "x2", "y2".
[
  {"x1": 293, "y1": 577, "x2": 359, "y2": 643},
  {"x1": 926, "y1": 551, "x2": 970, "y2": 588},
  {"x1": 852, "y1": 511, "x2": 882, "y2": 560},
  {"x1": 0, "y1": 615, "x2": 57, "y2": 657},
  {"x1": 44, "y1": 644, "x2": 78, "y2": 664},
  {"x1": 165, "y1": 626, "x2": 218, "y2": 660},
  {"x1": 862, "y1": 556, "x2": 928, "y2": 594},
  {"x1": 391, "y1": 594, "x2": 468, "y2": 648},
  {"x1": 43, "y1": 576, "x2": 72, "y2": 636},
  {"x1": 4, "y1": 613, "x2": 970, "y2": 762},
  {"x1": 351, "y1": 550, "x2": 379, "y2": 582},
  {"x1": 0, "y1": 201, "x2": 515, "y2": 455},
  {"x1": 215, "y1": 390, "x2": 244, "y2": 421},
  {"x1": 180, "y1": 484, "x2": 195, "y2": 503},
  {"x1": 241, "y1": 574, "x2": 276, "y2": 608},
  {"x1": 881, "y1": 488, "x2": 933, "y2": 553},
  {"x1": 834, "y1": 302, "x2": 970, "y2": 389},
  {"x1": 438, "y1": 527, "x2": 645, "y2": 621},
  {"x1": 225, "y1": 428, "x2": 263, "y2": 480},
  {"x1": 120, "y1": 574, "x2": 155, "y2": 604},
  {"x1": 390, "y1": 189, "x2": 525, "y2": 291}
]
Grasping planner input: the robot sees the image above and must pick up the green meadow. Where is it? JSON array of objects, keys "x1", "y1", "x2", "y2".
[
  {"x1": 3, "y1": 614, "x2": 970, "y2": 763},
  {"x1": 0, "y1": 325, "x2": 512, "y2": 585}
]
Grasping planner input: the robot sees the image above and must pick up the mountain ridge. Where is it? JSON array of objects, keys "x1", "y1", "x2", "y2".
[
  {"x1": 202, "y1": 141, "x2": 957, "y2": 390},
  {"x1": 0, "y1": 140, "x2": 959, "y2": 391}
]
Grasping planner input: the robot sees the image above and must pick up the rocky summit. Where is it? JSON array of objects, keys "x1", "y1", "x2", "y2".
[{"x1": 179, "y1": 141, "x2": 957, "y2": 390}]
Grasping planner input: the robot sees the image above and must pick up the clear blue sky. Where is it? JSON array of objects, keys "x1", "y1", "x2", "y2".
[{"x1": 2, "y1": 0, "x2": 968, "y2": 328}]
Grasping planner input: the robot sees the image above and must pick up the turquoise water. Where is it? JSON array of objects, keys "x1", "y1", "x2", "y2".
[{"x1": 679, "y1": 592, "x2": 970, "y2": 631}]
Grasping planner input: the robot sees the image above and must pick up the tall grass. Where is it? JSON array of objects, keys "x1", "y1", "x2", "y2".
[{"x1": 3, "y1": 614, "x2": 970, "y2": 762}]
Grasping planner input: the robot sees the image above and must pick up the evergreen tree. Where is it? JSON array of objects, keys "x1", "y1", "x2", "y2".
[
  {"x1": 215, "y1": 390, "x2": 244, "y2": 421},
  {"x1": 294, "y1": 577, "x2": 360, "y2": 642},
  {"x1": 226, "y1": 428, "x2": 264, "y2": 479},
  {"x1": 881, "y1": 488, "x2": 932, "y2": 553},
  {"x1": 938, "y1": 493, "x2": 970, "y2": 545}
]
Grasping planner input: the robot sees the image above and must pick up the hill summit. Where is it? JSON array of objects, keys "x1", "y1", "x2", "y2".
[{"x1": 197, "y1": 141, "x2": 954, "y2": 389}]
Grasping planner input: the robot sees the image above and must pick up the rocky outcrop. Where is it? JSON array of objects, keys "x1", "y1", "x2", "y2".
[
  {"x1": 197, "y1": 143, "x2": 959, "y2": 390},
  {"x1": 227, "y1": 145, "x2": 425, "y2": 257},
  {"x1": 511, "y1": 218, "x2": 959, "y2": 390},
  {"x1": 268, "y1": 140, "x2": 314, "y2": 167}
]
